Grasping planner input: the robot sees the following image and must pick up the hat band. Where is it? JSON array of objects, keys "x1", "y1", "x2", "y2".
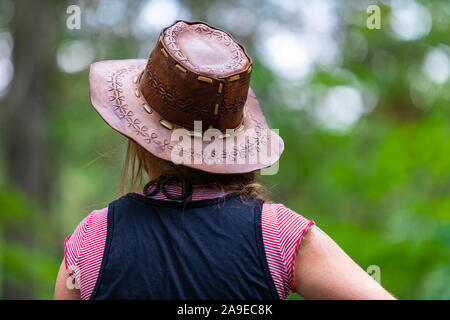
[{"x1": 134, "y1": 70, "x2": 245, "y2": 139}]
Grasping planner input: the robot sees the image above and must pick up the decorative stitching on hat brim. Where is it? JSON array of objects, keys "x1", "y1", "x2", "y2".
[{"x1": 89, "y1": 59, "x2": 284, "y2": 174}]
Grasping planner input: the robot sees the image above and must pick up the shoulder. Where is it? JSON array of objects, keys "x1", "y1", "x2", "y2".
[
  {"x1": 64, "y1": 207, "x2": 108, "y2": 275},
  {"x1": 58, "y1": 209, "x2": 108, "y2": 300},
  {"x1": 260, "y1": 203, "x2": 315, "y2": 298},
  {"x1": 262, "y1": 202, "x2": 314, "y2": 254},
  {"x1": 262, "y1": 203, "x2": 313, "y2": 231}
]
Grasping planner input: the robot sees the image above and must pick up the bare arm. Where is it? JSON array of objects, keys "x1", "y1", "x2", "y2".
[
  {"x1": 54, "y1": 259, "x2": 81, "y2": 300},
  {"x1": 294, "y1": 225, "x2": 395, "y2": 300}
]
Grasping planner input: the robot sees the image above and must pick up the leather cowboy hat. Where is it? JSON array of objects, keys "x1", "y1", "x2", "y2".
[{"x1": 89, "y1": 20, "x2": 284, "y2": 174}]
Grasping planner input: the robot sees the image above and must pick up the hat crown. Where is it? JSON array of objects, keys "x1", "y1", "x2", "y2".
[
  {"x1": 163, "y1": 21, "x2": 250, "y2": 78},
  {"x1": 139, "y1": 20, "x2": 253, "y2": 132}
]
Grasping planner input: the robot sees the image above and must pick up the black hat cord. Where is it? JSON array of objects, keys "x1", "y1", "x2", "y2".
[{"x1": 143, "y1": 174, "x2": 192, "y2": 201}]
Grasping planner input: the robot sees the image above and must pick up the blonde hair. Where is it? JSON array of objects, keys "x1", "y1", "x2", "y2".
[{"x1": 120, "y1": 139, "x2": 270, "y2": 201}]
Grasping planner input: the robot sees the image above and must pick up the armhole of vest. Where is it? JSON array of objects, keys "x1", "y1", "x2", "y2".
[
  {"x1": 254, "y1": 200, "x2": 280, "y2": 300},
  {"x1": 89, "y1": 202, "x2": 115, "y2": 300}
]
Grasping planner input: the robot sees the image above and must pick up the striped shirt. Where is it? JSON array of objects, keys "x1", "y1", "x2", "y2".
[{"x1": 64, "y1": 185, "x2": 314, "y2": 300}]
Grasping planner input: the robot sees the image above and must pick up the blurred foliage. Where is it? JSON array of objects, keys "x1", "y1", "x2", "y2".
[{"x1": 0, "y1": 0, "x2": 449, "y2": 299}]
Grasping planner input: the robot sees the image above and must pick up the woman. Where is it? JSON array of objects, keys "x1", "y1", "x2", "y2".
[{"x1": 54, "y1": 20, "x2": 394, "y2": 300}]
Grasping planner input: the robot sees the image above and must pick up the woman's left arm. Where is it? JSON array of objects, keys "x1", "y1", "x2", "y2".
[{"x1": 294, "y1": 225, "x2": 396, "y2": 300}]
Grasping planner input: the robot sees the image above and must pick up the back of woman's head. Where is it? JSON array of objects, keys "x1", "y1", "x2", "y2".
[{"x1": 120, "y1": 139, "x2": 270, "y2": 201}]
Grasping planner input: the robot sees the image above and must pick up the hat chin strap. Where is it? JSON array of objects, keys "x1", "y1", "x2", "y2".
[{"x1": 143, "y1": 174, "x2": 192, "y2": 201}]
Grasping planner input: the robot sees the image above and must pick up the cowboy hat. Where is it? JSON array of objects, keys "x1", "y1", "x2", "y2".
[{"x1": 89, "y1": 20, "x2": 284, "y2": 174}]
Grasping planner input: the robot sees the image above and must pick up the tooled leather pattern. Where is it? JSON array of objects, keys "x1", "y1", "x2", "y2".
[
  {"x1": 222, "y1": 95, "x2": 247, "y2": 114},
  {"x1": 144, "y1": 60, "x2": 248, "y2": 116},
  {"x1": 144, "y1": 60, "x2": 214, "y2": 117},
  {"x1": 163, "y1": 21, "x2": 248, "y2": 76},
  {"x1": 172, "y1": 116, "x2": 269, "y2": 164},
  {"x1": 106, "y1": 65, "x2": 268, "y2": 161},
  {"x1": 107, "y1": 65, "x2": 173, "y2": 152}
]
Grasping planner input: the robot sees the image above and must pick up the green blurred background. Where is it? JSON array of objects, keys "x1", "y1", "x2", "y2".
[{"x1": 0, "y1": 0, "x2": 449, "y2": 299}]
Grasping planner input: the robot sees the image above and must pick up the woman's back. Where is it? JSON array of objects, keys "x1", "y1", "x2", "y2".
[{"x1": 64, "y1": 185, "x2": 313, "y2": 300}]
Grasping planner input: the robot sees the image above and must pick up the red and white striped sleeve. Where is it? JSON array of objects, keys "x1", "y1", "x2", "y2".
[
  {"x1": 261, "y1": 203, "x2": 314, "y2": 300},
  {"x1": 64, "y1": 208, "x2": 108, "y2": 300}
]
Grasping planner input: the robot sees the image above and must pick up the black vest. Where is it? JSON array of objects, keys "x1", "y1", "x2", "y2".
[{"x1": 90, "y1": 193, "x2": 279, "y2": 300}]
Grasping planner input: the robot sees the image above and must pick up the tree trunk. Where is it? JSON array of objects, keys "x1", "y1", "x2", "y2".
[{"x1": 0, "y1": 0, "x2": 60, "y2": 299}]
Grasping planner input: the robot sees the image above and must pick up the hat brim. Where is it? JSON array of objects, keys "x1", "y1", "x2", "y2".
[{"x1": 89, "y1": 59, "x2": 284, "y2": 174}]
